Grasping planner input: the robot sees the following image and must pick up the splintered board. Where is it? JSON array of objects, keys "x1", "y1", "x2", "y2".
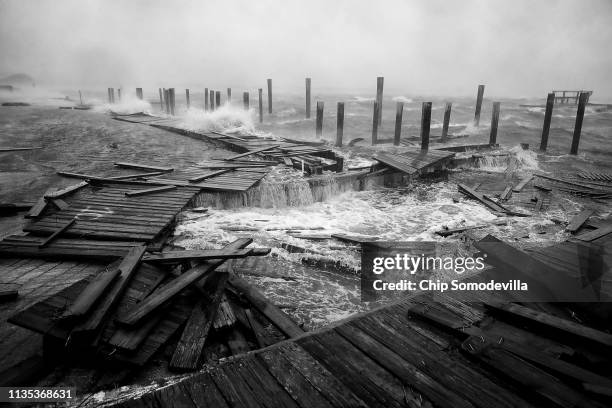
[
  {"x1": 152, "y1": 166, "x2": 271, "y2": 192},
  {"x1": 23, "y1": 182, "x2": 200, "y2": 242}
]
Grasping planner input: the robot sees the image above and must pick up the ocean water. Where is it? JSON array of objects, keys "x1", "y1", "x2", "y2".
[{"x1": 2, "y1": 87, "x2": 611, "y2": 328}]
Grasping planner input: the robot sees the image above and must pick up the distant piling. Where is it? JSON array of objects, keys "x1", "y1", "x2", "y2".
[
  {"x1": 164, "y1": 89, "x2": 170, "y2": 113},
  {"x1": 209, "y1": 90, "x2": 215, "y2": 111},
  {"x1": 215, "y1": 91, "x2": 221, "y2": 109},
  {"x1": 107, "y1": 88, "x2": 111, "y2": 103},
  {"x1": 158, "y1": 88, "x2": 163, "y2": 112},
  {"x1": 540, "y1": 93, "x2": 554, "y2": 151},
  {"x1": 258, "y1": 88, "x2": 263, "y2": 123},
  {"x1": 376, "y1": 77, "x2": 384, "y2": 126},
  {"x1": 136, "y1": 88, "x2": 143, "y2": 100},
  {"x1": 489, "y1": 102, "x2": 501, "y2": 145},
  {"x1": 267, "y1": 79, "x2": 272, "y2": 114},
  {"x1": 570, "y1": 92, "x2": 589, "y2": 154},
  {"x1": 204, "y1": 88, "x2": 209, "y2": 111},
  {"x1": 315, "y1": 101, "x2": 324, "y2": 138},
  {"x1": 305, "y1": 78, "x2": 311, "y2": 118},
  {"x1": 117, "y1": 88, "x2": 122, "y2": 102},
  {"x1": 372, "y1": 101, "x2": 379, "y2": 145},
  {"x1": 227, "y1": 88, "x2": 232, "y2": 104},
  {"x1": 336, "y1": 102, "x2": 344, "y2": 147},
  {"x1": 185, "y1": 89, "x2": 190, "y2": 109},
  {"x1": 169, "y1": 88, "x2": 176, "y2": 115},
  {"x1": 421, "y1": 102, "x2": 432, "y2": 150},
  {"x1": 474, "y1": 84, "x2": 485, "y2": 126},
  {"x1": 441, "y1": 102, "x2": 452, "y2": 142},
  {"x1": 79, "y1": 90, "x2": 83, "y2": 105},
  {"x1": 108, "y1": 88, "x2": 115, "y2": 104},
  {"x1": 243, "y1": 92, "x2": 250, "y2": 110},
  {"x1": 394, "y1": 102, "x2": 403, "y2": 146}
]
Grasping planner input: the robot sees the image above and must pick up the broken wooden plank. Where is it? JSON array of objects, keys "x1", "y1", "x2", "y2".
[
  {"x1": 566, "y1": 209, "x2": 594, "y2": 233},
  {"x1": 245, "y1": 308, "x2": 273, "y2": 348},
  {"x1": 573, "y1": 225, "x2": 612, "y2": 242},
  {"x1": 62, "y1": 246, "x2": 146, "y2": 320},
  {"x1": 484, "y1": 300, "x2": 612, "y2": 347},
  {"x1": 213, "y1": 293, "x2": 237, "y2": 331},
  {"x1": 25, "y1": 197, "x2": 48, "y2": 219},
  {"x1": 224, "y1": 145, "x2": 280, "y2": 161},
  {"x1": 170, "y1": 272, "x2": 229, "y2": 372},
  {"x1": 142, "y1": 248, "x2": 257, "y2": 263},
  {"x1": 44, "y1": 181, "x2": 89, "y2": 199},
  {"x1": 114, "y1": 162, "x2": 174, "y2": 172},
  {"x1": 116, "y1": 239, "x2": 252, "y2": 326},
  {"x1": 0, "y1": 146, "x2": 42, "y2": 152},
  {"x1": 435, "y1": 224, "x2": 488, "y2": 237},
  {"x1": 38, "y1": 217, "x2": 76, "y2": 248},
  {"x1": 512, "y1": 175, "x2": 533, "y2": 192},
  {"x1": 228, "y1": 274, "x2": 304, "y2": 338},
  {"x1": 500, "y1": 185, "x2": 512, "y2": 201},
  {"x1": 125, "y1": 185, "x2": 177, "y2": 197},
  {"x1": 49, "y1": 198, "x2": 70, "y2": 211},
  {"x1": 110, "y1": 172, "x2": 168, "y2": 180},
  {"x1": 188, "y1": 169, "x2": 232, "y2": 183},
  {"x1": 458, "y1": 184, "x2": 507, "y2": 213},
  {"x1": 373, "y1": 152, "x2": 417, "y2": 175}
]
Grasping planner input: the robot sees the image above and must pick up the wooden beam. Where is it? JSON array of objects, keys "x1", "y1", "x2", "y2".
[
  {"x1": 336, "y1": 102, "x2": 344, "y2": 147},
  {"x1": 474, "y1": 84, "x2": 485, "y2": 126},
  {"x1": 540, "y1": 93, "x2": 555, "y2": 151},
  {"x1": 142, "y1": 248, "x2": 269, "y2": 263},
  {"x1": 441, "y1": 102, "x2": 452, "y2": 142},
  {"x1": 188, "y1": 169, "x2": 233, "y2": 183},
  {"x1": 44, "y1": 181, "x2": 89, "y2": 199},
  {"x1": 435, "y1": 224, "x2": 488, "y2": 237},
  {"x1": 38, "y1": 217, "x2": 76, "y2": 248},
  {"x1": 224, "y1": 145, "x2": 280, "y2": 161},
  {"x1": 125, "y1": 185, "x2": 177, "y2": 197},
  {"x1": 394, "y1": 101, "x2": 403, "y2": 146},
  {"x1": 25, "y1": 197, "x2": 48, "y2": 218},
  {"x1": 566, "y1": 209, "x2": 593, "y2": 233},
  {"x1": 169, "y1": 272, "x2": 229, "y2": 371},
  {"x1": 228, "y1": 274, "x2": 304, "y2": 338},
  {"x1": 114, "y1": 162, "x2": 174, "y2": 172},
  {"x1": 574, "y1": 225, "x2": 612, "y2": 242},
  {"x1": 116, "y1": 239, "x2": 253, "y2": 326},
  {"x1": 512, "y1": 175, "x2": 533, "y2": 192}
]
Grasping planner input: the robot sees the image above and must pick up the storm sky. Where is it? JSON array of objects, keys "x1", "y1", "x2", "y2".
[{"x1": 1, "y1": 0, "x2": 611, "y2": 99}]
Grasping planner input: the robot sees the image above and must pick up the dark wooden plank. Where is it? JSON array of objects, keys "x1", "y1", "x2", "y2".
[
  {"x1": 225, "y1": 145, "x2": 280, "y2": 161},
  {"x1": 142, "y1": 248, "x2": 255, "y2": 263},
  {"x1": 213, "y1": 293, "x2": 237, "y2": 331},
  {"x1": 44, "y1": 181, "x2": 89, "y2": 199},
  {"x1": 500, "y1": 185, "x2": 512, "y2": 200},
  {"x1": 574, "y1": 225, "x2": 612, "y2": 242},
  {"x1": 0, "y1": 355, "x2": 45, "y2": 387},
  {"x1": 38, "y1": 217, "x2": 76, "y2": 248},
  {"x1": 512, "y1": 175, "x2": 533, "y2": 192},
  {"x1": 188, "y1": 169, "x2": 233, "y2": 183},
  {"x1": 183, "y1": 373, "x2": 231, "y2": 408},
  {"x1": 233, "y1": 357, "x2": 300, "y2": 408},
  {"x1": 116, "y1": 239, "x2": 253, "y2": 326},
  {"x1": 228, "y1": 274, "x2": 304, "y2": 338},
  {"x1": 245, "y1": 308, "x2": 274, "y2": 348},
  {"x1": 209, "y1": 363, "x2": 264, "y2": 408},
  {"x1": 114, "y1": 162, "x2": 174, "y2": 172},
  {"x1": 125, "y1": 185, "x2": 177, "y2": 197},
  {"x1": 169, "y1": 272, "x2": 228, "y2": 372},
  {"x1": 435, "y1": 224, "x2": 487, "y2": 237},
  {"x1": 373, "y1": 152, "x2": 417, "y2": 175},
  {"x1": 26, "y1": 197, "x2": 48, "y2": 218},
  {"x1": 458, "y1": 184, "x2": 507, "y2": 213},
  {"x1": 50, "y1": 198, "x2": 70, "y2": 210}
]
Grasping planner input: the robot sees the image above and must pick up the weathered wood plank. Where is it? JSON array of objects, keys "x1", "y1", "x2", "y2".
[
  {"x1": 142, "y1": 248, "x2": 257, "y2": 263},
  {"x1": 38, "y1": 217, "x2": 76, "y2": 248},
  {"x1": 44, "y1": 181, "x2": 89, "y2": 199},
  {"x1": 188, "y1": 169, "x2": 233, "y2": 183},
  {"x1": 125, "y1": 185, "x2": 177, "y2": 197},
  {"x1": 225, "y1": 145, "x2": 280, "y2": 161},
  {"x1": 169, "y1": 272, "x2": 228, "y2": 372},
  {"x1": 512, "y1": 175, "x2": 533, "y2": 192},
  {"x1": 114, "y1": 162, "x2": 174, "y2": 172}
]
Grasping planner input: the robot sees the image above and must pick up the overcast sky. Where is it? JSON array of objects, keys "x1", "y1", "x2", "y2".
[{"x1": 1, "y1": 0, "x2": 611, "y2": 99}]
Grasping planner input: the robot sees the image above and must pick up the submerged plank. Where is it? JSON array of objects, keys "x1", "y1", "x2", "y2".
[{"x1": 114, "y1": 162, "x2": 174, "y2": 172}]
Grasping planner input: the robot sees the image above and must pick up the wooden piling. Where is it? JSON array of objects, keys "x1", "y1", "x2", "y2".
[
  {"x1": 489, "y1": 102, "x2": 501, "y2": 145},
  {"x1": 204, "y1": 88, "x2": 209, "y2": 111},
  {"x1": 209, "y1": 89, "x2": 215, "y2": 111},
  {"x1": 336, "y1": 102, "x2": 344, "y2": 147},
  {"x1": 305, "y1": 78, "x2": 311, "y2": 118},
  {"x1": 117, "y1": 88, "x2": 121, "y2": 102},
  {"x1": 540, "y1": 93, "x2": 555, "y2": 151},
  {"x1": 164, "y1": 89, "x2": 170, "y2": 113},
  {"x1": 110, "y1": 88, "x2": 115, "y2": 104},
  {"x1": 267, "y1": 78, "x2": 272, "y2": 114},
  {"x1": 185, "y1": 89, "x2": 190, "y2": 109},
  {"x1": 169, "y1": 88, "x2": 175, "y2": 115},
  {"x1": 107, "y1": 88, "x2": 111, "y2": 103},
  {"x1": 376, "y1": 77, "x2": 384, "y2": 126},
  {"x1": 570, "y1": 92, "x2": 589, "y2": 155},
  {"x1": 474, "y1": 84, "x2": 485, "y2": 126},
  {"x1": 136, "y1": 88, "x2": 143, "y2": 100},
  {"x1": 78, "y1": 90, "x2": 83, "y2": 105},
  {"x1": 421, "y1": 102, "x2": 432, "y2": 150},
  {"x1": 394, "y1": 102, "x2": 403, "y2": 146},
  {"x1": 215, "y1": 91, "x2": 221, "y2": 108},
  {"x1": 258, "y1": 88, "x2": 263, "y2": 123},
  {"x1": 315, "y1": 101, "x2": 324, "y2": 138},
  {"x1": 441, "y1": 102, "x2": 452, "y2": 142},
  {"x1": 372, "y1": 101, "x2": 379, "y2": 145},
  {"x1": 227, "y1": 88, "x2": 231, "y2": 104},
  {"x1": 158, "y1": 88, "x2": 163, "y2": 112},
  {"x1": 243, "y1": 92, "x2": 250, "y2": 110}
]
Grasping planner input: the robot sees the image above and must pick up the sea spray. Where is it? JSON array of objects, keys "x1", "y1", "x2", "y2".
[{"x1": 95, "y1": 94, "x2": 152, "y2": 115}]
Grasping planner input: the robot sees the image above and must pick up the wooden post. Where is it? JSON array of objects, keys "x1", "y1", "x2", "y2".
[
  {"x1": 267, "y1": 78, "x2": 272, "y2": 114},
  {"x1": 215, "y1": 91, "x2": 221, "y2": 108},
  {"x1": 394, "y1": 102, "x2": 403, "y2": 146},
  {"x1": 158, "y1": 88, "x2": 163, "y2": 112},
  {"x1": 243, "y1": 92, "x2": 249, "y2": 110},
  {"x1": 570, "y1": 92, "x2": 589, "y2": 155},
  {"x1": 258, "y1": 88, "x2": 263, "y2": 123},
  {"x1": 315, "y1": 101, "x2": 324, "y2": 138},
  {"x1": 336, "y1": 102, "x2": 344, "y2": 147},
  {"x1": 204, "y1": 88, "x2": 209, "y2": 111},
  {"x1": 441, "y1": 102, "x2": 452, "y2": 142},
  {"x1": 376, "y1": 77, "x2": 384, "y2": 126},
  {"x1": 185, "y1": 89, "x2": 190, "y2": 109},
  {"x1": 305, "y1": 78, "x2": 311, "y2": 118},
  {"x1": 107, "y1": 88, "x2": 111, "y2": 103},
  {"x1": 110, "y1": 88, "x2": 115, "y2": 104},
  {"x1": 79, "y1": 90, "x2": 83, "y2": 105},
  {"x1": 117, "y1": 88, "x2": 122, "y2": 102},
  {"x1": 371, "y1": 101, "x2": 379, "y2": 145},
  {"x1": 420, "y1": 102, "x2": 432, "y2": 150},
  {"x1": 169, "y1": 88, "x2": 175, "y2": 115},
  {"x1": 136, "y1": 88, "x2": 143, "y2": 100},
  {"x1": 164, "y1": 89, "x2": 170, "y2": 113},
  {"x1": 540, "y1": 93, "x2": 554, "y2": 151},
  {"x1": 489, "y1": 102, "x2": 500, "y2": 145},
  {"x1": 474, "y1": 84, "x2": 485, "y2": 126},
  {"x1": 209, "y1": 89, "x2": 214, "y2": 110},
  {"x1": 227, "y1": 88, "x2": 232, "y2": 104}
]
